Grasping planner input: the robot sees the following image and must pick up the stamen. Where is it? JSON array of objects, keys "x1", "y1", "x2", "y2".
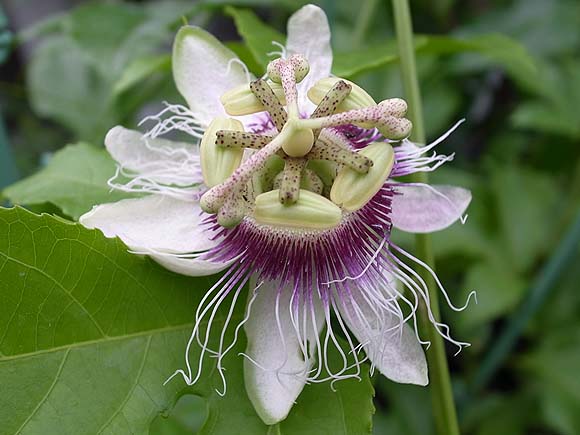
[
  {"x1": 298, "y1": 106, "x2": 412, "y2": 140},
  {"x1": 216, "y1": 130, "x2": 274, "y2": 149},
  {"x1": 310, "y1": 132, "x2": 372, "y2": 173},
  {"x1": 278, "y1": 157, "x2": 307, "y2": 204},
  {"x1": 249, "y1": 79, "x2": 288, "y2": 131},
  {"x1": 200, "y1": 127, "x2": 293, "y2": 215},
  {"x1": 300, "y1": 169, "x2": 324, "y2": 195},
  {"x1": 309, "y1": 79, "x2": 352, "y2": 139}
]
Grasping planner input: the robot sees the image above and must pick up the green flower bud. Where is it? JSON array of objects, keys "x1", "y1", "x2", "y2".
[
  {"x1": 254, "y1": 189, "x2": 342, "y2": 230},
  {"x1": 330, "y1": 142, "x2": 394, "y2": 211}
]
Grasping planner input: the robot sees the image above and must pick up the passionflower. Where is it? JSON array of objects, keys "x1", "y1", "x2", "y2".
[{"x1": 80, "y1": 5, "x2": 473, "y2": 425}]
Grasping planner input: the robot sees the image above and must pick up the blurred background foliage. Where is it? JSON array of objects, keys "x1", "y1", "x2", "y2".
[{"x1": 1, "y1": 0, "x2": 579, "y2": 434}]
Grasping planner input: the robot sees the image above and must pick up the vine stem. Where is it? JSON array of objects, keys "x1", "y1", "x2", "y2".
[{"x1": 391, "y1": 1, "x2": 460, "y2": 435}]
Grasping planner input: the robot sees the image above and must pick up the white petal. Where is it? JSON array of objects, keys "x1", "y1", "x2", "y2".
[
  {"x1": 80, "y1": 195, "x2": 229, "y2": 276},
  {"x1": 244, "y1": 280, "x2": 324, "y2": 425},
  {"x1": 286, "y1": 5, "x2": 332, "y2": 114},
  {"x1": 105, "y1": 126, "x2": 202, "y2": 186},
  {"x1": 391, "y1": 184, "x2": 472, "y2": 233},
  {"x1": 337, "y1": 283, "x2": 428, "y2": 386},
  {"x1": 152, "y1": 254, "x2": 228, "y2": 277},
  {"x1": 173, "y1": 26, "x2": 251, "y2": 125}
]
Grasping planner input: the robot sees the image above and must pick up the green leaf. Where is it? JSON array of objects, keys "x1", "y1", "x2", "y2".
[
  {"x1": 65, "y1": 2, "x2": 147, "y2": 75},
  {"x1": 26, "y1": 36, "x2": 116, "y2": 141},
  {"x1": 150, "y1": 394, "x2": 207, "y2": 435},
  {"x1": 457, "y1": 261, "x2": 526, "y2": 329},
  {"x1": 113, "y1": 54, "x2": 172, "y2": 96},
  {"x1": 511, "y1": 59, "x2": 580, "y2": 139},
  {"x1": 333, "y1": 40, "x2": 400, "y2": 78},
  {"x1": 461, "y1": 393, "x2": 535, "y2": 435},
  {"x1": 2, "y1": 143, "x2": 132, "y2": 220},
  {"x1": 280, "y1": 357, "x2": 374, "y2": 435},
  {"x1": 225, "y1": 7, "x2": 286, "y2": 74},
  {"x1": 0, "y1": 207, "x2": 226, "y2": 434},
  {"x1": 332, "y1": 33, "x2": 537, "y2": 88},
  {"x1": 521, "y1": 329, "x2": 580, "y2": 435},
  {"x1": 0, "y1": 208, "x2": 376, "y2": 434},
  {"x1": 491, "y1": 165, "x2": 562, "y2": 273},
  {"x1": 374, "y1": 380, "x2": 433, "y2": 435},
  {"x1": 418, "y1": 34, "x2": 538, "y2": 89},
  {"x1": 226, "y1": 41, "x2": 263, "y2": 77}
]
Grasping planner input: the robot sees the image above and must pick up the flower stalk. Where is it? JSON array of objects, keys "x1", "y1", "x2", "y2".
[{"x1": 391, "y1": 1, "x2": 460, "y2": 434}]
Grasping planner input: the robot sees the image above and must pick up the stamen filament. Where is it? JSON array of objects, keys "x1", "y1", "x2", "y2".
[{"x1": 297, "y1": 106, "x2": 385, "y2": 130}]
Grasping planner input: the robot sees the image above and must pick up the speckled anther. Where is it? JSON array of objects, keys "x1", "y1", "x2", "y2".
[
  {"x1": 267, "y1": 54, "x2": 310, "y2": 84},
  {"x1": 216, "y1": 130, "x2": 274, "y2": 149},
  {"x1": 249, "y1": 79, "x2": 288, "y2": 131},
  {"x1": 309, "y1": 133, "x2": 373, "y2": 173},
  {"x1": 278, "y1": 157, "x2": 307, "y2": 204},
  {"x1": 308, "y1": 77, "x2": 376, "y2": 117},
  {"x1": 309, "y1": 79, "x2": 352, "y2": 139},
  {"x1": 217, "y1": 188, "x2": 247, "y2": 228},
  {"x1": 299, "y1": 105, "x2": 412, "y2": 140}
]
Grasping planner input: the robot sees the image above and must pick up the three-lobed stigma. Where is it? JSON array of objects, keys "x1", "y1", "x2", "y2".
[{"x1": 200, "y1": 54, "x2": 412, "y2": 229}]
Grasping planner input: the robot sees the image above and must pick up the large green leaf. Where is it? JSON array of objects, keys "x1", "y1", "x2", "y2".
[
  {"x1": 0, "y1": 207, "x2": 222, "y2": 434},
  {"x1": 225, "y1": 7, "x2": 286, "y2": 75},
  {"x1": 2, "y1": 143, "x2": 131, "y2": 220},
  {"x1": 0, "y1": 208, "x2": 375, "y2": 434}
]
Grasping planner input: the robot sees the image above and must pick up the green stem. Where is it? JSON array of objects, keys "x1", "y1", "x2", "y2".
[
  {"x1": 353, "y1": 0, "x2": 379, "y2": 48},
  {"x1": 391, "y1": 1, "x2": 460, "y2": 435}
]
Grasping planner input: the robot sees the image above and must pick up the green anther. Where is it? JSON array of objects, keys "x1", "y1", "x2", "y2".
[
  {"x1": 308, "y1": 132, "x2": 373, "y2": 174},
  {"x1": 379, "y1": 98, "x2": 408, "y2": 117},
  {"x1": 200, "y1": 185, "x2": 225, "y2": 214},
  {"x1": 249, "y1": 79, "x2": 288, "y2": 131},
  {"x1": 376, "y1": 116, "x2": 412, "y2": 140},
  {"x1": 201, "y1": 117, "x2": 244, "y2": 187},
  {"x1": 267, "y1": 55, "x2": 310, "y2": 84},
  {"x1": 273, "y1": 166, "x2": 324, "y2": 196},
  {"x1": 330, "y1": 142, "x2": 395, "y2": 211},
  {"x1": 308, "y1": 77, "x2": 376, "y2": 127},
  {"x1": 307, "y1": 160, "x2": 338, "y2": 188},
  {"x1": 277, "y1": 157, "x2": 307, "y2": 204},
  {"x1": 300, "y1": 169, "x2": 324, "y2": 195},
  {"x1": 216, "y1": 130, "x2": 274, "y2": 149},
  {"x1": 254, "y1": 189, "x2": 342, "y2": 230},
  {"x1": 217, "y1": 192, "x2": 246, "y2": 228},
  {"x1": 220, "y1": 81, "x2": 285, "y2": 116}
]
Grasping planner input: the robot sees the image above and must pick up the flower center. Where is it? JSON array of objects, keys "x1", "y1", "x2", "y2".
[{"x1": 199, "y1": 55, "x2": 412, "y2": 229}]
